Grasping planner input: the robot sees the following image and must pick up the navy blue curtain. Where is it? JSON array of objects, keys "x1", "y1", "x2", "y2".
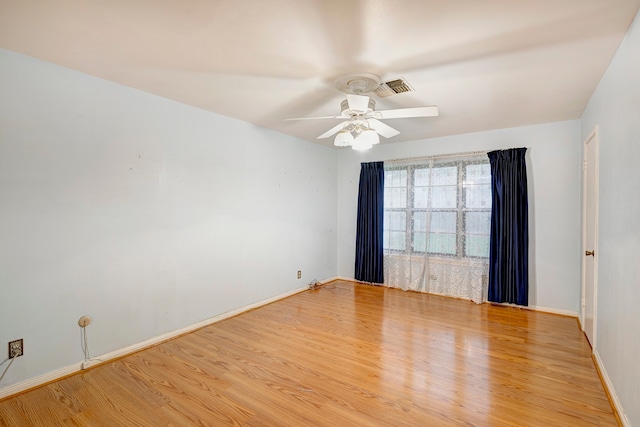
[
  {"x1": 487, "y1": 148, "x2": 528, "y2": 306},
  {"x1": 355, "y1": 161, "x2": 384, "y2": 284}
]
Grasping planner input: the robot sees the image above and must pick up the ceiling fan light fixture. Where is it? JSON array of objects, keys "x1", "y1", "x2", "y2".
[
  {"x1": 352, "y1": 138, "x2": 373, "y2": 151},
  {"x1": 352, "y1": 134, "x2": 374, "y2": 151},
  {"x1": 360, "y1": 128, "x2": 380, "y2": 145},
  {"x1": 334, "y1": 129, "x2": 354, "y2": 147}
]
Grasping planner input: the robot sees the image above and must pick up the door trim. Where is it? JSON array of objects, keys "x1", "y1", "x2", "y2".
[{"x1": 581, "y1": 125, "x2": 599, "y2": 349}]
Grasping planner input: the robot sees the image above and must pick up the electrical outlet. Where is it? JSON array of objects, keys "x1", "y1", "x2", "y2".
[
  {"x1": 297, "y1": 270, "x2": 301, "y2": 279},
  {"x1": 8, "y1": 339, "x2": 23, "y2": 358}
]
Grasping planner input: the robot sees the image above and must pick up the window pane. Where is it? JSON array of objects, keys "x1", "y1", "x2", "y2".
[
  {"x1": 415, "y1": 166, "x2": 457, "y2": 208},
  {"x1": 465, "y1": 235, "x2": 490, "y2": 257},
  {"x1": 384, "y1": 187, "x2": 407, "y2": 208},
  {"x1": 465, "y1": 211, "x2": 491, "y2": 234},
  {"x1": 413, "y1": 232, "x2": 457, "y2": 255},
  {"x1": 431, "y1": 211, "x2": 457, "y2": 233},
  {"x1": 428, "y1": 233, "x2": 457, "y2": 255},
  {"x1": 465, "y1": 211, "x2": 490, "y2": 257},
  {"x1": 414, "y1": 168, "x2": 430, "y2": 186},
  {"x1": 414, "y1": 187, "x2": 430, "y2": 208},
  {"x1": 413, "y1": 211, "x2": 456, "y2": 233},
  {"x1": 432, "y1": 166, "x2": 457, "y2": 185},
  {"x1": 465, "y1": 164, "x2": 491, "y2": 184},
  {"x1": 414, "y1": 167, "x2": 431, "y2": 209},
  {"x1": 385, "y1": 169, "x2": 407, "y2": 187},
  {"x1": 465, "y1": 184, "x2": 491, "y2": 209},
  {"x1": 385, "y1": 169, "x2": 408, "y2": 209},
  {"x1": 413, "y1": 211, "x2": 427, "y2": 232},
  {"x1": 387, "y1": 231, "x2": 406, "y2": 251},
  {"x1": 413, "y1": 232, "x2": 426, "y2": 252},
  {"x1": 464, "y1": 164, "x2": 491, "y2": 209},
  {"x1": 430, "y1": 186, "x2": 457, "y2": 208},
  {"x1": 385, "y1": 210, "x2": 406, "y2": 231}
]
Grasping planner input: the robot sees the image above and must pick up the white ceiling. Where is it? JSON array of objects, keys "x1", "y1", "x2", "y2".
[{"x1": 1, "y1": 1, "x2": 639, "y2": 146}]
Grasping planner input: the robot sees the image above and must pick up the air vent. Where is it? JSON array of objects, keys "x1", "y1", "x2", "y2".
[{"x1": 374, "y1": 78, "x2": 414, "y2": 98}]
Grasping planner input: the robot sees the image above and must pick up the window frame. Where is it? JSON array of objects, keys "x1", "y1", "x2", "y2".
[{"x1": 383, "y1": 158, "x2": 491, "y2": 259}]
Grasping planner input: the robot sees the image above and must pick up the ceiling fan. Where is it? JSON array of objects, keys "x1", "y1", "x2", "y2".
[{"x1": 285, "y1": 73, "x2": 439, "y2": 150}]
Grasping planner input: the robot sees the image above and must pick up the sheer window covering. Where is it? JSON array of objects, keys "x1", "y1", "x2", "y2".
[{"x1": 383, "y1": 152, "x2": 491, "y2": 302}]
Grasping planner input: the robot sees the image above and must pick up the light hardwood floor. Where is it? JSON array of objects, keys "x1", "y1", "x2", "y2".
[{"x1": 0, "y1": 281, "x2": 617, "y2": 426}]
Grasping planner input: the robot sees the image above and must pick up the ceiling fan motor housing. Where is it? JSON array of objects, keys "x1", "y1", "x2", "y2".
[
  {"x1": 340, "y1": 98, "x2": 375, "y2": 114},
  {"x1": 335, "y1": 73, "x2": 381, "y2": 94}
]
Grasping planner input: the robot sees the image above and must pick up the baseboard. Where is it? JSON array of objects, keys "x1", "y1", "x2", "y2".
[
  {"x1": 338, "y1": 276, "x2": 581, "y2": 317},
  {"x1": 487, "y1": 301, "x2": 576, "y2": 318},
  {"x1": 331, "y1": 276, "x2": 355, "y2": 283},
  {"x1": 0, "y1": 284, "x2": 310, "y2": 400},
  {"x1": 523, "y1": 305, "x2": 579, "y2": 318},
  {"x1": 577, "y1": 315, "x2": 583, "y2": 331},
  {"x1": 319, "y1": 276, "x2": 342, "y2": 284},
  {"x1": 593, "y1": 349, "x2": 630, "y2": 427},
  {"x1": 331, "y1": 277, "x2": 383, "y2": 286},
  {"x1": 0, "y1": 362, "x2": 82, "y2": 400}
]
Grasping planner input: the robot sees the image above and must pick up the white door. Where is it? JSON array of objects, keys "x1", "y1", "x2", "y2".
[{"x1": 582, "y1": 127, "x2": 599, "y2": 348}]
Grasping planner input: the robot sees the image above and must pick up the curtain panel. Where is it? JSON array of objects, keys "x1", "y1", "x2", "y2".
[
  {"x1": 355, "y1": 161, "x2": 385, "y2": 284},
  {"x1": 487, "y1": 148, "x2": 529, "y2": 306}
]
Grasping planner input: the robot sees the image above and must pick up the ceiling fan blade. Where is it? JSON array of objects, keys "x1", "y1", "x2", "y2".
[
  {"x1": 376, "y1": 106, "x2": 439, "y2": 119},
  {"x1": 368, "y1": 118, "x2": 400, "y2": 138},
  {"x1": 346, "y1": 94, "x2": 370, "y2": 112},
  {"x1": 317, "y1": 121, "x2": 349, "y2": 139},
  {"x1": 284, "y1": 115, "x2": 345, "y2": 121}
]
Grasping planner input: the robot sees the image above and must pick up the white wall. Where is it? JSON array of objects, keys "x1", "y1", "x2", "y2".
[
  {"x1": 580, "y1": 9, "x2": 640, "y2": 426},
  {"x1": 0, "y1": 49, "x2": 337, "y2": 387},
  {"x1": 337, "y1": 121, "x2": 582, "y2": 313}
]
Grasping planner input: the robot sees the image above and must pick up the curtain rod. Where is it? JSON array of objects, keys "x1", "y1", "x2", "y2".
[{"x1": 384, "y1": 150, "x2": 488, "y2": 165}]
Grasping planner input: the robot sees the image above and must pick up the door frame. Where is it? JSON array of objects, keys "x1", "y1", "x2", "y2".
[{"x1": 581, "y1": 125, "x2": 599, "y2": 349}]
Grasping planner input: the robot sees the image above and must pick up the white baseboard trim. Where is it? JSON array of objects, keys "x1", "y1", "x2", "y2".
[
  {"x1": 593, "y1": 349, "x2": 630, "y2": 427},
  {"x1": 331, "y1": 276, "x2": 385, "y2": 285},
  {"x1": 327, "y1": 276, "x2": 353, "y2": 283},
  {"x1": 0, "y1": 362, "x2": 82, "y2": 400},
  {"x1": 489, "y1": 301, "x2": 578, "y2": 318},
  {"x1": 339, "y1": 276, "x2": 581, "y2": 318},
  {"x1": 0, "y1": 284, "x2": 310, "y2": 400},
  {"x1": 523, "y1": 305, "x2": 579, "y2": 318}
]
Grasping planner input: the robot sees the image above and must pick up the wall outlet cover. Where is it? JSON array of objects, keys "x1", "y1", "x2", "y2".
[{"x1": 8, "y1": 339, "x2": 23, "y2": 358}]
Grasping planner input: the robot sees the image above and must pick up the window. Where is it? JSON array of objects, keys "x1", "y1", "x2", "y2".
[{"x1": 383, "y1": 157, "x2": 491, "y2": 258}]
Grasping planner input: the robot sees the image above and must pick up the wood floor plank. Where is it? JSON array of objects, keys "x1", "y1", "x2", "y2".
[{"x1": 0, "y1": 281, "x2": 618, "y2": 426}]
